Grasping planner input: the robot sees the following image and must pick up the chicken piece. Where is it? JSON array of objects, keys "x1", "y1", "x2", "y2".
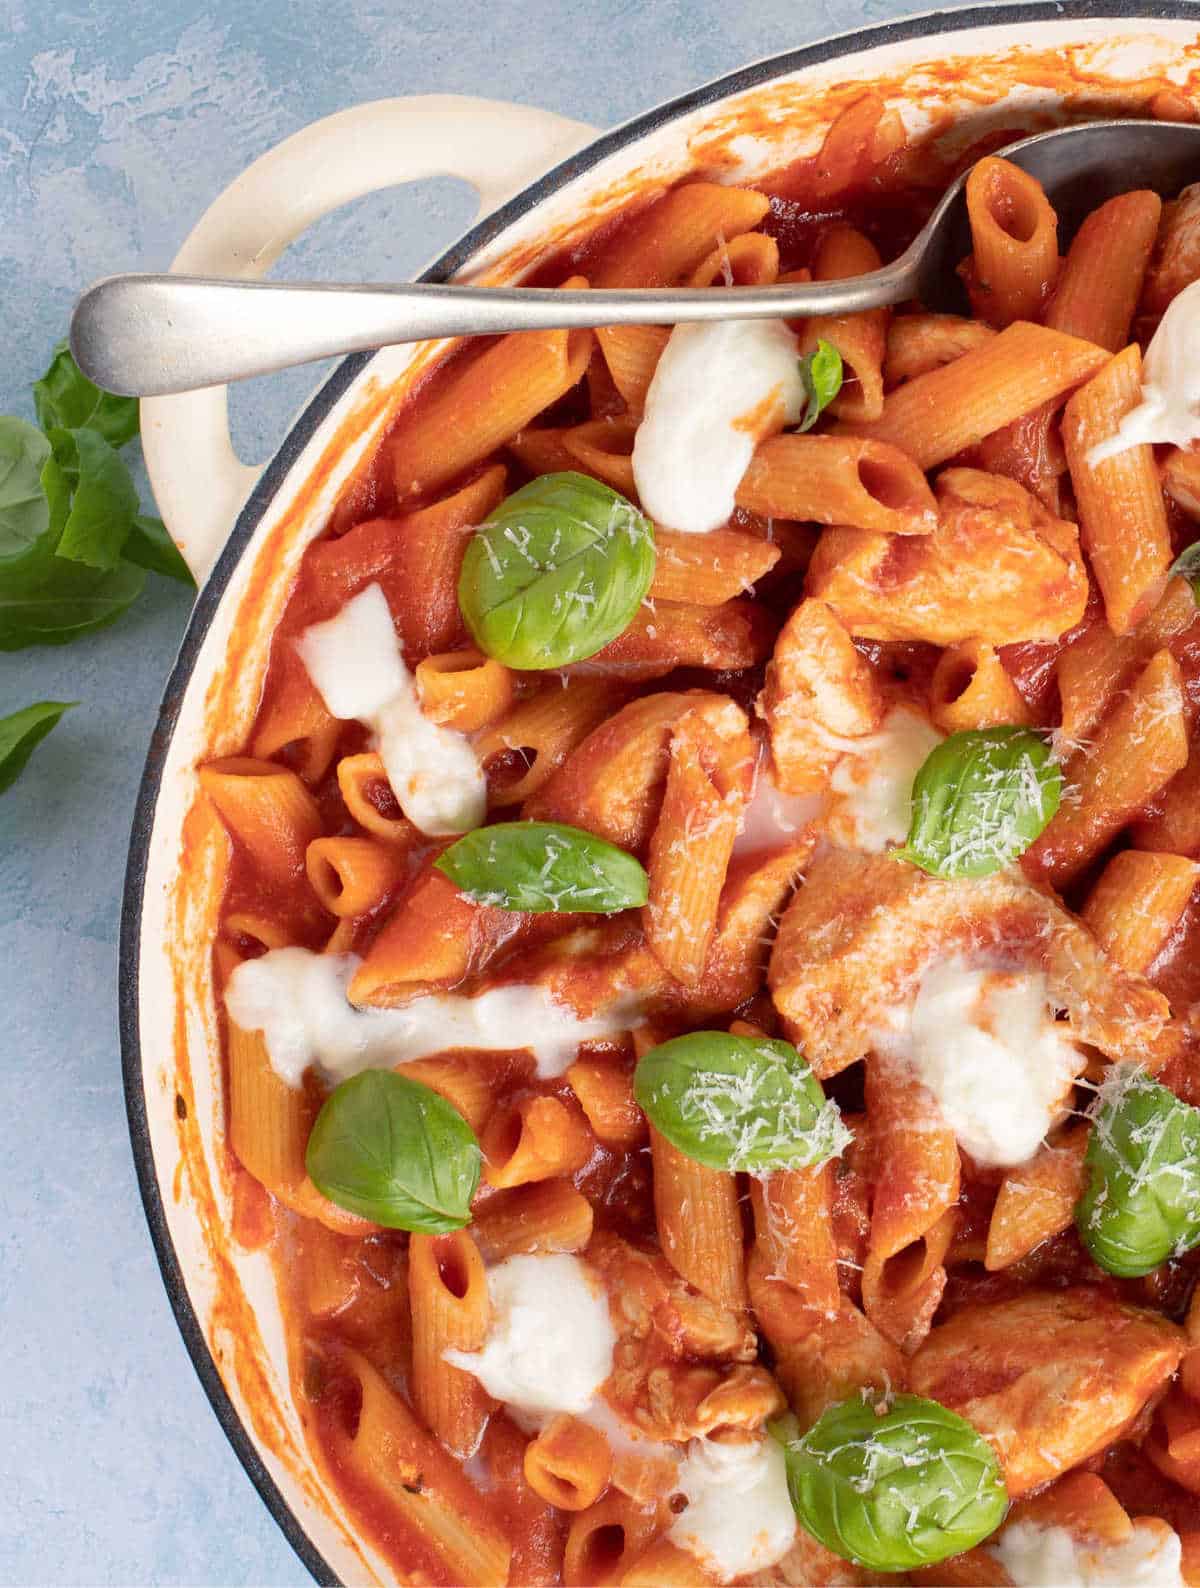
[
  {"x1": 909, "y1": 1287, "x2": 1186, "y2": 1497},
  {"x1": 768, "y1": 847, "x2": 1170, "y2": 1079},
  {"x1": 756, "y1": 598, "x2": 884, "y2": 794},
  {"x1": 807, "y1": 468, "x2": 1088, "y2": 646}
]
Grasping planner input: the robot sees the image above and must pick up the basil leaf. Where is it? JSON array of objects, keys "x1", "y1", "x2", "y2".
[
  {"x1": 46, "y1": 427, "x2": 139, "y2": 570},
  {"x1": 123, "y1": 514, "x2": 196, "y2": 585},
  {"x1": 771, "y1": 1394, "x2": 1008, "y2": 1571},
  {"x1": 0, "y1": 417, "x2": 53, "y2": 583},
  {"x1": 436, "y1": 820, "x2": 648, "y2": 913},
  {"x1": 0, "y1": 700, "x2": 76, "y2": 795},
  {"x1": 458, "y1": 471, "x2": 655, "y2": 669},
  {"x1": 0, "y1": 559, "x2": 147, "y2": 650},
  {"x1": 33, "y1": 340, "x2": 139, "y2": 449},
  {"x1": 634, "y1": 1030, "x2": 850, "y2": 1172},
  {"x1": 306, "y1": 1070, "x2": 481, "y2": 1231},
  {"x1": 796, "y1": 339, "x2": 843, "y2": 432},
  {"x1": 1169, "y1": 540, "x2": 1200, "y2": 605},
  {"x1": 1076, "y1": 1063, "x2": 1200, "y2": 1277},
  {"x1": 898, "y1": 726, "x2": 1061, "y2": 879}
]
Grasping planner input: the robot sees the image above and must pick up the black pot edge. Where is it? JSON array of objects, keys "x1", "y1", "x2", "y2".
[{"x1": 118, "y1": 4, "x2": 1199, "y2": 1582}]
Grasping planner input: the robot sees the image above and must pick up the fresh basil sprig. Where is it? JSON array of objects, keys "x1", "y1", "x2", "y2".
[
  {"x1": 458, "y1": 471, "x2": 655, "y2": 669},
  {"x1": 0, "y1": 415, "x2": 147, "y2": 651},
  {"x1": 0, "y1": 342, "x2": 196, "y2": 789},
  {"x1": 1076, "y1": 1063, "x2": 1200, "y2": 1277},
  {"x1": 898, "y1": 726, "x2": 1061, "y2": 878},
  {"x1": 436, "y1": 820, "x2": 648, "y2": 913},
  {"x1": 33, "y1": 338, "x2": 140, "y2": 449},
  {"x1": 634, "y1": 1031, "x2": 850, "y2": 1173},
  {"x1": 0, "y1": 700, "x2": 76, "y2": 794},
  {"x1": 771, "y1": 1396, "x2": 1008, "y2": 1571},
  {"x1": 306, "y1": 1070, "x2": 482, "y2": 1231},
  {"x1": 1168, "y1": 540, "x2": 1200, "y2": 604},
  {"x1": 45, "y1": 426, "x2": 140, "y2": 570},
  {"x1": 122, "y1": 514, "x2": 195, "y2": 584},
  {"x1": 796, "y1": 339, "x2": 843, "y2": 432}
]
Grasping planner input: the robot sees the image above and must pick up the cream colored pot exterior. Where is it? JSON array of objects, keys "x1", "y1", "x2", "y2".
[{"x1": 127, "y1": 9, "x2": 1200, "y2": 1583}]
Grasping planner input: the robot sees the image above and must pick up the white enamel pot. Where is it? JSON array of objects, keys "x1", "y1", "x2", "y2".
[{"x1": 122, "y1": 5, "x2": 1200, "y2": 1582}]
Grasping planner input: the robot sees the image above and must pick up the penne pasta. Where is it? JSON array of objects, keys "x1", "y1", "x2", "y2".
[
  {"x1": 643, "y1": 708, "x2": 752, "y2": 986},
  {"x1": 524, "y1": 1414, "x2": 612, "y2": 1511},
  {"x1": 564, "y1": 1491, "x2": 663, "y2": 1588},
  {"x1": 866, "y1": 1051, "x2": 961, "y2": 1261},
  {"x1": 595, "y1": 324, "x2": 670, "y2": 418},
  {"x1": 985, "y1": 1123, "x2": 1090, "y2": 1271},
  {"x1": 884, "y1": 312, "x2": 996, "y2": 385},
  {"x1": 649, "y1": 1125, "x2": 747, "y2": 1311},
  {"x1": 304, "y1": 835, "x2": 405, "y2": 918},
  {"x1": 589, "y1": 182, "x2": 770, "y2": 288},
  {"x1": 844, "y1": 320, "x2": 1109, "y2": 469},
  {"x1": 329, "y1": 1347, "x2": 511, "y2": 1586},
  {"x1": 1082, "y1": 850, "x2": 1200, "y2": 974},
  {"x1": 414, "y1": 648, "x2": 515, "y2": 732},
  {"x1": 1063, "y1": 343, "x2": 1174, "y2": 634},
  {"x1": 566, "y1": 1053, "x2": 646, "y2": 1147},
  {"x1": 797, "y1": 225, "x2": 889, "y2": 422},
  {"x1": 389, "y1": 323, "x2": 592, "y2": 500},
  {"x1": 409, "y1": 1230, "x2": 493, "y2": 1457},
  {"x1": 472, "y1": 1178, "x2": 595, "y2": 1261},
  {"x1": 1025, "y1": 648, "x2": 1189, "y2": 888},
  {"x1": 477, "y1": 677, "x2": 626, "y2": 807},
  {"x1": 931, "y1": 638, "x2": 1033, "y2": 732},
  {"x1": 199, "y1": 757, "x2": 322, "y2": 885},
  {"x1": 648, "y1": 528, "x2": 779, "y2": 606},
  {"x1": 250, "y1": 648, "x2": 340, "y2": 785},
  {"x1": 482, "y1": 1095, "x2": 595, "y2": 1189},
  {"x1": 1045, "y1": 190, "x2": 1162, "y2": 350},
  {"x1": 335, "y1": 750, "x2": 417, "y2": 846},
  {"x1": 1057, "y1": 575, "x2": 1197, "y2": 747},
  {"x1": 861, "y1": 1204, "x2": 957, "y2": 1353},
  {"x1": 963, "y1": 157, "x2": 1060, "y2": 326},
  {"x1": 749, "y1": 1165, "x2": 840, "y2": 1313},
  {"x1": 736, "y1": 433, "x2": 936, "y2": 534}
]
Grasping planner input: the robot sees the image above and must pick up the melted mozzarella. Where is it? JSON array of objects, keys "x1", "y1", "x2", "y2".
[
  {"x1": 444, "y1": 1254, "x2": 615, "y2": 1424},
  {"x1": 225, "y1": 947, "x2": 641, "y2": 1087},
  {"x1": 632, "y1": 319, "x2": 804, "y2": 535},
  {"x1": 669, "y1": 1436, "x2": 796, "y2": 1578},
  {"x1": 827, "y1": 706, "x2": 942, "y2": 852},
  {"x1": 734, "y1": 766, "x2": 825, "y2": 857},
  {"x1": 296, "y1": 583, "x2": 485, "y2": 836},
  {"x1": 880, "y1": 957, "x2": 1084, "y2": 1167},
  {"x1": 1089, "y1": 274, "x2": 1200, "y2": 462},
  {"x1": 991, "y1": 1519, "x2": 1186, "y2": 1587}
]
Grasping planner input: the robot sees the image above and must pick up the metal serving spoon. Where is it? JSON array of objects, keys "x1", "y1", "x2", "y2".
[{"x1": 70, "y1": 118, "x2": 1200, "y2": 399}]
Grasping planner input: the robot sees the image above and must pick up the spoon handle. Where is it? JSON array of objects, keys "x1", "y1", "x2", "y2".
[{"x1": 70, "y1": 264, "x2": 919, "y2": 397}]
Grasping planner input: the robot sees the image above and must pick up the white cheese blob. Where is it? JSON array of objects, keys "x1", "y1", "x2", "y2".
[
  {"x1": 296, "y1": 583, "x2": 485, "y2": 836},
  {"x1": 991, "y1": 1519, "x2": 1186, "y2": 1587},
  {"x1": 880, "y1": 957, "x2": 1084, "y2": 1168},
  {"x1": 632, "y1": 319, "x2": 804, "y2": 535},
  {"x1": 225, "y1": 947, "x2": 640, "y2": 1087},
  {"x1": 669, "y1": 1436, "x2": 796, "y2": 1578},
  {"x1": 827, "y1": 706, "x2": 943, "y2": 853},
  {"x1": 734, "y1": 766, "x2": 825, "y2": 857},
  {"x1": 1089, "y1": 274, "x2": 1200, "y2": 463},
  {"x1": 444, "y1": 1254, "x2": 615, "y2": 1424}
]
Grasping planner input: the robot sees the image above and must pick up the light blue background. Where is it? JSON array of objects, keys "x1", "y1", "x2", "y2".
[{"x1": 0, "y1": 0, "x2": 958, "y2": 1582}]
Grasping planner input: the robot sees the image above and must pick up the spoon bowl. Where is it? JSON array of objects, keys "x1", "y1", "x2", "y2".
[
  {"x1": 911, "y1": 116, "x2": 1200, "y2": 311},
  {"x1": 70, "y1": 117, "x2": 1200, "y2": 398}
]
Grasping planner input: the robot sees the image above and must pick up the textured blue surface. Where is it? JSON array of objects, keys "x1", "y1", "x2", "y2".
[{"x1": 0, "y1": 0, "x2": 964, "y2": 1582}]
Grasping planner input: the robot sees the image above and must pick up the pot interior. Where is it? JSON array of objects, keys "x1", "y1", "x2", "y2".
[{"x1": 126, "y1": 9, "x2": 1200, "y2": 1583}]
